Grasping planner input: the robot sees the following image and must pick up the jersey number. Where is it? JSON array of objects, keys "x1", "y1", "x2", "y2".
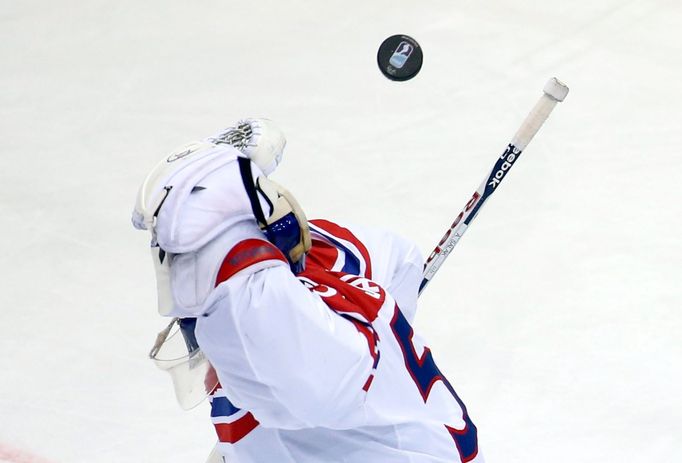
[{"x1": 390, "y1": 306, "x2": 479, "y2": 462}]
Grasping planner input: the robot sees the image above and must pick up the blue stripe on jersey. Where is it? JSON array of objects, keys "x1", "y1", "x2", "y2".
[
  {"x1": 211, "y1": 396, "x2": 240, "y2": 417},
  {"x1": 313, "y1": 229, "x2": 361, "y2": 275}
]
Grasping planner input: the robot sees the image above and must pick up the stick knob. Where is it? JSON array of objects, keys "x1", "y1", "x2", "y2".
[{"x1": 543, "y1": 77, "x2": 569, "y2": 102}]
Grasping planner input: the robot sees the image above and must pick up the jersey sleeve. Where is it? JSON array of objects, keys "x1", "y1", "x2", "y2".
[
  {"x1": 195, "y1": 265, "x2": 374, "y2": 430},
  {"x1": 355, "y1": 225, "x2": 423, "y2": 324}
]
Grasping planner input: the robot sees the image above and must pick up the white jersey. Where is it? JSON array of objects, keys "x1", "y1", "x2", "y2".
[{"x1": 195, "y1": 219, "x2": 481, "y2": 463}]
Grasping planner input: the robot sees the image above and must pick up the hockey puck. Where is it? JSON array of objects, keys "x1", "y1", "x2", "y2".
[{"x1": 377, "y1": 35, "x2": 423, "y2": 81}]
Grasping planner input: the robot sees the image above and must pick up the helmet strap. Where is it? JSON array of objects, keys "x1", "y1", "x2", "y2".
[{"x1": 237, "y1": 156, "x2": 268, "y2": 226}]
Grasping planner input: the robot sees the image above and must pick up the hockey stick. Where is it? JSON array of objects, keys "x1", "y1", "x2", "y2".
[{"x1": 419, "y1": 77, "x2": 569, "y2": 295}]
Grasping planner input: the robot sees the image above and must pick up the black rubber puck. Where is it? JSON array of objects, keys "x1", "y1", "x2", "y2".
[{"x1": 377, "y1": 34, "x2": 423, "y2": 81}]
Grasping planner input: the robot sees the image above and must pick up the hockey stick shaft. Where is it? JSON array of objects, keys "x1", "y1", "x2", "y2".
[{"x1": 419, "y1": 78, "x2": 569, "y2": 295}]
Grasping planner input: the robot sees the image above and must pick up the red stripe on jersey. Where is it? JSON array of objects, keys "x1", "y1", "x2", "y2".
[
  {"x1": 216, "y1": 239, "x2": 287, "y2": 286},
  {"x1": 362, "y1": 374, "x2": 375, "y2": 392},
  {"x1": 214, "y1": 412, "x2": 260, "y2": 444},
  {"x1": 306, "y1": 239, "x2": 340, "y2": 272},
  {"x1": 310, "y1": 219, "x2": 373, "y2": 279}
]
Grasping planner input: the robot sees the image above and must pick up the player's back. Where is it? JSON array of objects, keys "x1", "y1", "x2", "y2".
[{"x1": 201, "y1": 220, "x2": 480, "y2": 462}]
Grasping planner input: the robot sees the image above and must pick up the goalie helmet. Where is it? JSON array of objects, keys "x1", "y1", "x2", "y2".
[{"x1": 132, "y1": 119, "x2": 311, "y2": 318}]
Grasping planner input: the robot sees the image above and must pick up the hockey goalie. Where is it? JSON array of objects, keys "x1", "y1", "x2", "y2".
[{"x1": 132, "y1": 119, "x2": 481, "y2": 463}]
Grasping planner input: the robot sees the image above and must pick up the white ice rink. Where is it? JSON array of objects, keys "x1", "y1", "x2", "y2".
[{"x1": 1, "y1": 0, "x2": 680, "y2": 462}]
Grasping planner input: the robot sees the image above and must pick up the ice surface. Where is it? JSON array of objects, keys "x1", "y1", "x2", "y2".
[{"x1": 1, "y1": 0, "x2": 680, "y2": 462}]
